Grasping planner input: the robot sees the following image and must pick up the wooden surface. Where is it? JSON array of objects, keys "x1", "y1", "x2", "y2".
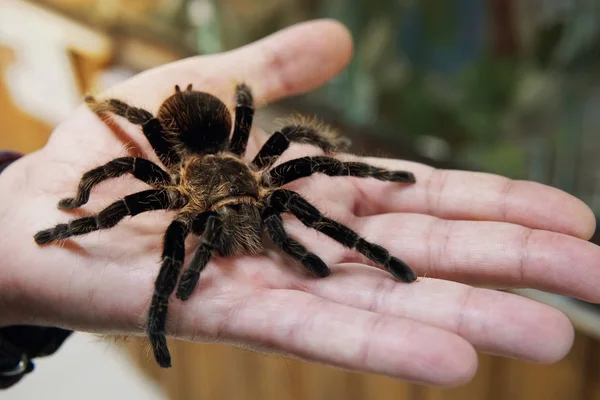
[
  {"x1": 122, "y1": 332, "x2": 600, "y2": 400},
  {"x1": 0, "y1": 44, "x2": 53, "y2": 152}
]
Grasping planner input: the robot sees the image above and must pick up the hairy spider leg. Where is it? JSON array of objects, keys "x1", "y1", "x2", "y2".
[
  {"x1": 34, "y1": 190, "x2": 175, "y2": 245},
  {"x1": 263, "y1": 211, "x2": 330, "y2": 277},
  {"x1": 229, "y1": 83, "x2": 255, "y2": 156},
  {"x1": 147, "y1": 218, "x2": 190, "y2": 368},
  {"x1": 263, "y1": 156, "x2": 416, "y2": 187},
  {"x1": 175, "y1": 212, "x2": 222, "y2": 300},
  {"x1": 58, "y1": 157, "x2": 171, "y2": 210},
  {"x1": 266, "y1": 189, "x2": 417, "y2": 282},
  {"x1": 251, "y1": 131, "x2": 288, "y2": 169},
  {"x1": 85, "y1": 96, "x2": 180, "y2": 167},
  {"x1": 252, "y1": 125, "x2": 351, "y2": 170}
]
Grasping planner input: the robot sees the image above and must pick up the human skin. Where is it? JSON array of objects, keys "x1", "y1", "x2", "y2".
[{"x1": 1, "y1": 20, "x2": 598, "y2": 387}]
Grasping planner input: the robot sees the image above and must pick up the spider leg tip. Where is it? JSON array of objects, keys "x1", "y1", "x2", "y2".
[
  {"x1": 154, "y1": 345, "x2": 172, "y2": 368},
  {"x1": 175, "y1": 287, "x2": 192, "y2": 301},
  {"x1": 235, "y1": 83, "x2": 253, "y2": 106},
  {"x1": 33, "y1": 229, "x2": 55, "y2": 245},
  {"x1": 304, "y1": 254, "x2": 330, "y2": 278},
  {"x1": 394, "y1": 171, "x2": 416, "y2": 183},
  {"x1": 57, "y1": 198, "x2": 78, "y2": 210},
  {"x1": 149, "y1": 331, "x2": 173, "y2": 368},
  {"x1": 388, "y1": 258, "x2": 418, "y2": 283}
]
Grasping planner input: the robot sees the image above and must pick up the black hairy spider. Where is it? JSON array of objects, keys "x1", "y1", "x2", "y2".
[{"x1": 34, "y1": 82, "x2": 418, "y2": 368}]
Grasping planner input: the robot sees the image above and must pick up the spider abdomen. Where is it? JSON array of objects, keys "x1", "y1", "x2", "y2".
[{"x1": 158, "y1": 90, "x2": 232, "y2": 154}]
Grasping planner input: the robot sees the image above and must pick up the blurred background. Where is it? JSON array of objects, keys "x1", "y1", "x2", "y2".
[{"x1": 3, "y1": 0, "x2": 600, "y2": 398}]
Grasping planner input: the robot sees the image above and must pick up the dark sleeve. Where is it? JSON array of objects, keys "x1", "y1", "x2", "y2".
[
  {"x1": 0, "y1": 151, "x2": 74, "y2": 389},
  {"x1": 0, "y1": 151, "x2": 23, "y2": 174}
]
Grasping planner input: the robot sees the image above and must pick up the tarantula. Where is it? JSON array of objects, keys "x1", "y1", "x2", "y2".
[{"x1": 34, "y1": 82, "x2": 418, "y2": 368}]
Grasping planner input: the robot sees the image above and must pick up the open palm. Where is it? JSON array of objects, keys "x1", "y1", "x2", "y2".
[{"x1": 1, "y1": 20, "x2": 599, "y2": 387}]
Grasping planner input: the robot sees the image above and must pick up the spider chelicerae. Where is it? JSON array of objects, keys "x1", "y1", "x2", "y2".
[{"x1": 34, "y1": 82, "x2": 418, "y2": 368}]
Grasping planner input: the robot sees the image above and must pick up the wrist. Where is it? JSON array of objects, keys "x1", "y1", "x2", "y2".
[{"x1": 0, "y1": 151, "x2": 74, "y2": 389}]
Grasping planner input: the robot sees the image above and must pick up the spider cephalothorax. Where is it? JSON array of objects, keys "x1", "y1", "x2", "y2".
[{"x1": 34, "y1": 83, "x2": 418, "y2": 368}]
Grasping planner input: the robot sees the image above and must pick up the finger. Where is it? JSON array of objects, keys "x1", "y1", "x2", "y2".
[
  {"x1": 100, "y1": 19, "x2": 353, "y2": 110},
  {"x1": 281, "y1": 207, "x2": 600, "y2": 303},
  {"x1": 331, "y1": 155, "x2": 595, "y2": 240},
  {"x1": 184, "y1": 289, "x2": 477, "y2": 387},
  {"x1": 300, "y1": 268, "x2": 574, "y2": 364}
]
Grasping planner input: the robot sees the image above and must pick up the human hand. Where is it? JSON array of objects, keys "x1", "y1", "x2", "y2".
[{"x1": 1, "y1": 19, "x2": 598, "y2": 388}]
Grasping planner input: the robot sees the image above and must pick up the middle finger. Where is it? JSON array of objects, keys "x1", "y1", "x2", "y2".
[{"x1": 281, "y1": 206, "x2": 600, "y2": 303}]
